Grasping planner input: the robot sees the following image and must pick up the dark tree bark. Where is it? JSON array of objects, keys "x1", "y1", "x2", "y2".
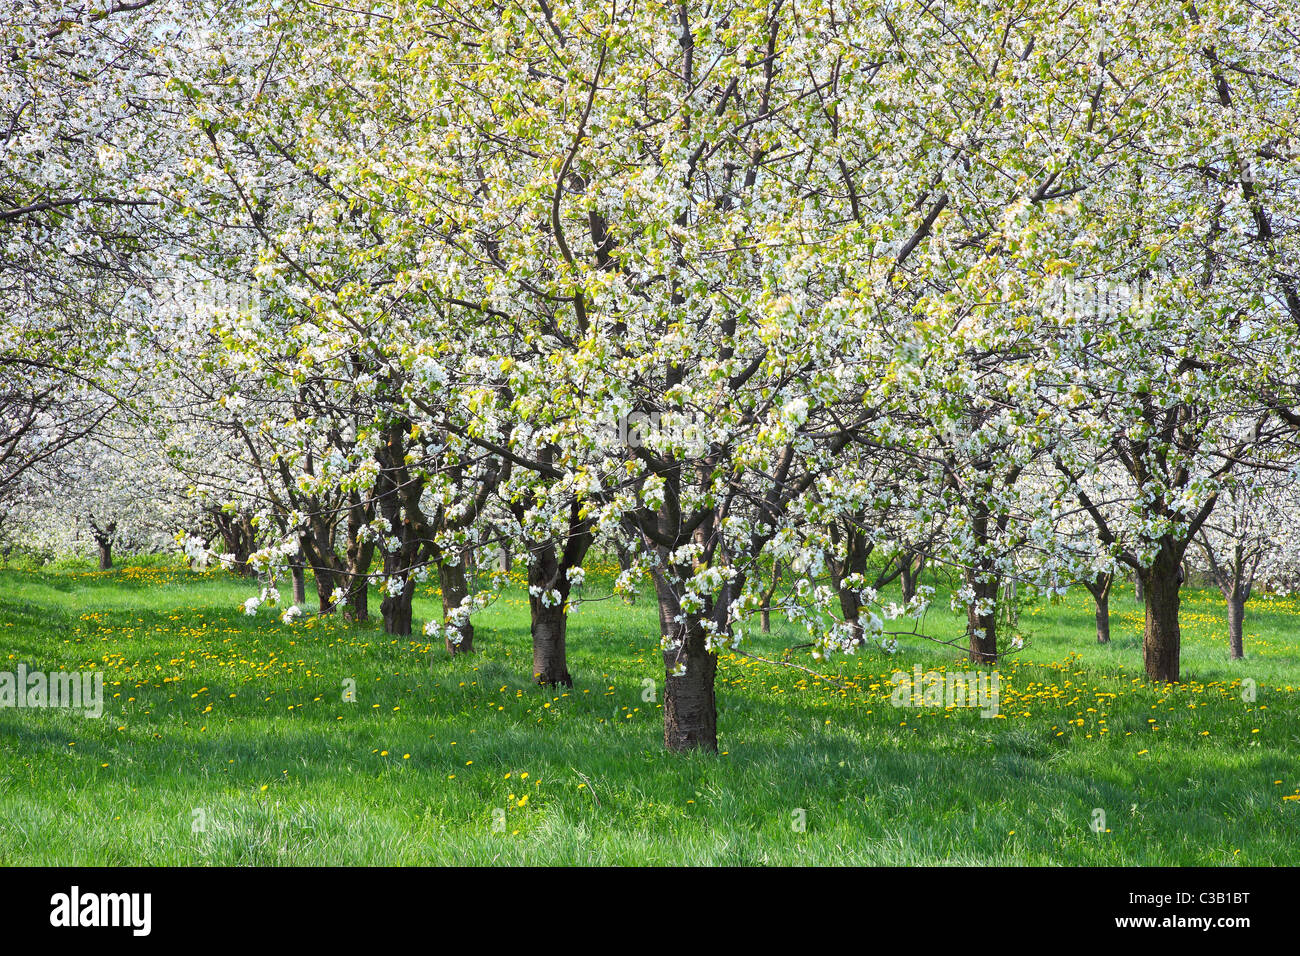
[
  {"x1": 373, "y1": 417, "x2": 431, "y2": 639},
  {"x1": 963, "y1": 501, "x2": 1001, "y2": 665},
  {"x1": 1139, "y1": 549, "x2": 1183, "y2": 683},
  {"x1": 312, "y1": 562, "x2": 337, "y2": 616},
  {"x1": 661, "y1": 615, "x2": 718, "y2": 752},
  {"x1": 88, "y1": 516, "x2": 115, "y2": 571},
  {"x1": 1199, "y1": 537, "x2": 1257, "y2": 662},
  {"x1": 381, "y1": 575, "x2": 416, "y2": 636},
  {"x1": 290, "y1": 552, "x2": 307, "y2": 605},
  {"x1": 1226, "y1": 590, "x2": 1246, "y2": 660},
  {"x1": 838, "y1": 586, "x2": 864, "y2": 645},
  {"x1": 507, "y1": 455, "x2": 594, "y2": 685},
  {"x1": 900, "y1": 551, "x2": 926, "y2": 604},
  {"x1": 370, "y1": 408, "x2": 502, "y2": 644},
  {"x1": 612, "y1": 528, "x2": 637, "y2": 604},
  {"x1": 965, "y1": 570, "x2": 999, "y2": 664},
  {"x1": 1095, "y1": 588, "x2": 1111, "y2": 644},
  {"x1": 438, "y1": 560, "x2": 473, "y2": 653},
  {"x1": 955, "y1": 463, "x2": 1019, "y2": 665},
  {"x1": 529, "y1": 597, "x2": 571, "y2": 688},
  {"x1": 523, "y1": 518, "x2": 593, "y2": 686},
  {"x1": 759, "y1": 560, "x2": 782, "y2": 633},
  {"x1": 211, "y1": 508, "x2": 258, "y2": 577},
  {"x1": 650, "y1": 562, "x2": 721, "y2": 753},
  {"x1": 343, "y1": 492, "x2": 375, "y2": 622},
  {"x1": 829, "y1": 524, "x2": 870, "y2": 647},
  {"x1": 345, "y1": 555, "x2": 372, "y2": 621},
  {"x1": 1083, "y1": 572, "x2": 1113, "y2": 644},
  {"x1": 825, "y1": 519, "x2": 906, "y2": 647},
  {"x1": 614, "y1": 540, "x2": 634, "y2": 574}
]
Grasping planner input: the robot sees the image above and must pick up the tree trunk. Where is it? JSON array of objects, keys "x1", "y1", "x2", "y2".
[
  {"x1": 438, "y1": 560, "x2": 474, "y2": 653},
  {"x1": 652, "y1": 570, "x2": 718, "y2": 753},
  {"x1": 965, "y1": 570, "x2": 998, "y2": 664},
  {"x1": 213, "y1": 510, "x2": 258, "y2": 577},
  {"x1": 346, "y1": 573, "x2": 370, "y2": 622},
  {"x1": 1226, "y1": 590, "x2": 1245, "y2": 660},
  {"x1": 89, "y1": 517, "x2": 115, "y2": 570},
  {"x1": 613, "y1": 541, "x2": 636, "y2": 604},
  {"x1": 901, "y1": 553, "x2": 924, "y2": 603},
  {"x1": 382, "y1": 577, "x2": 415, "y2": 637},
  {"x1": 525, "y1": 542, "x2": 575, "y2": 686},
  {"x1": 290, "y1": 555, "x2": 307, "y2": 606},
  {"x1": 838, "y1": 587, "x2": 864, "y2": 647},
  {"x1": 530, "y1": 597, "x2": 572, "y2": 687},
  {"x1": 1095, "y1": 590, "x2": 1111, "y2": 644},
  {"x1": 759, "y1": 560, "x2": 782, "y2": 633},
  {"x1": 313, "y1": 564, "x2": 336, "y2": 616},
  {"x1": 615, "y1": 541, "x2": 634, "y2": 573},
  {"x1": 343, "y1": 500, "x2": 375, "y2": 622},
  {"x1": 662, "y1": 616, "x2": 718, "y2": 753},
  {"x1": 828, "y1": 526, "x2": 869, "y2": 645},
  {"x1": 343, "y1": 535, "x2": 375, "y2": 622},
  {"x1": 1134, "y1": 574, "x2": 1144, "y2": 602},
  {"x1": 1084, "y1": 572, "x2": 1112, "y2": 644},
  {"x1": 1140, "y1": 554, "x2": 1182, "y2": 683}
]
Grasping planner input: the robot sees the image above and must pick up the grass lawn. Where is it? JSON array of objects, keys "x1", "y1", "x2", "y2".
[{"x1": 0, "y1": 559, "x2": 1296, "y2": 865}]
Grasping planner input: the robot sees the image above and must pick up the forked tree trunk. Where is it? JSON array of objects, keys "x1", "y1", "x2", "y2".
[
  {"x1": 901, "y1": 553, "x2": 924, "y2": 604},
  {"x1": 517, "y1": 508, "x2": 592, "y2": 686},
  {"x1": 438, "y1": 560, "x2": 474, "y2": 654},
  {"x1": 89, "y1": 518, "x2": 115, "y2": 570},
  {"x1": 1084, "y1": 572, "x2": 1112, "y2": 644},
  {"x1": 530, "y1": 598, "x2": 572, "y2": 687},
  {"x1": 213, "y1": 510, "x2": 258, "y2": 577},
  {"x1": 1140, "y1": 553, "x2": 1182, "y2": 683}
]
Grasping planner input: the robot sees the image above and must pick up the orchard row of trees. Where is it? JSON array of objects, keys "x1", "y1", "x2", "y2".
[{"x1": 2, "y1": 0, "x2": 1298, "y2": 751}]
